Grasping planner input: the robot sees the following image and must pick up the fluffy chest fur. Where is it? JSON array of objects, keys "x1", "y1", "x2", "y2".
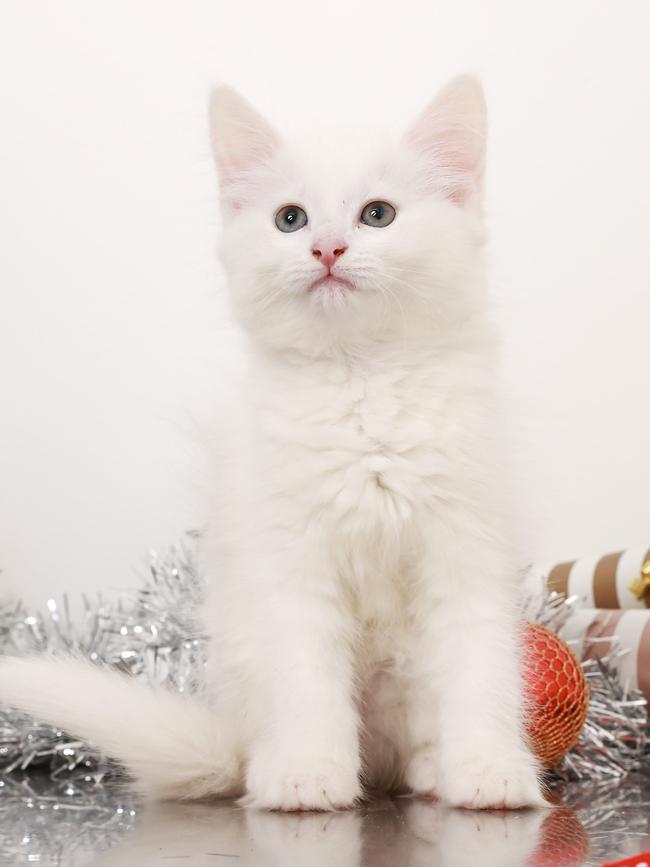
[{"x1": 236, "y1": 339, "x2": 498, "y2": 630}]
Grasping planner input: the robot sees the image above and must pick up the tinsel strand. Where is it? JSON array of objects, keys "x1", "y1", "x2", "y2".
[{"x1": 0, "y1": 531, "x2": 207, "y2": 777}]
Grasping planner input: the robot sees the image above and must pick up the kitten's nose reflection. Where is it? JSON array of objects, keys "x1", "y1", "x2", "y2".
[{"x1": 90, "y1": 797, "x2": 587, "y2": 867}]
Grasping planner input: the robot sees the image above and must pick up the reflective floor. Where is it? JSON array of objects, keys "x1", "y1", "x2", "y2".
[{"x1": 1, "y1": 773, "x2": 649, "y2": 867}]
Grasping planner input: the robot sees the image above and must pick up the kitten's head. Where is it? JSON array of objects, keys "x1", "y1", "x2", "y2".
[{"x1": 210, "y1": 77, "x2": 487, "y2": 356}]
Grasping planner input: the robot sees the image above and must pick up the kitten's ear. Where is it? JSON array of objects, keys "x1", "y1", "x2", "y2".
[
  {"x1": 404, "y1": 76, "x2": 487, "y2": 207},
  {"x1": 209, "y1": 86, "x2": 279, "y2": 205}
]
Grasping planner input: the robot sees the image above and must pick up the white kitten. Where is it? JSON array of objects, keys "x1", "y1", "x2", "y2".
[{"x1": 0, "y1": 77, "x2": 546, "y2": 811}]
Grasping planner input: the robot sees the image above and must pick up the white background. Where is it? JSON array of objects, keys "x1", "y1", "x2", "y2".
[{"x1": 1, "y1": 1, "x2": 649, "y2": 605}]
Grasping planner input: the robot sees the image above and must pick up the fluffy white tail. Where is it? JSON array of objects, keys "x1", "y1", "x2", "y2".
[{"x1": 0, "y1": 656, "x2": 241, "y2": 800}]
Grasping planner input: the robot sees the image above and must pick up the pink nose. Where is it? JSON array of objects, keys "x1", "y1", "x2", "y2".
[{"x1": 312, "y1": 243, "x2": 347, "y2": 271}]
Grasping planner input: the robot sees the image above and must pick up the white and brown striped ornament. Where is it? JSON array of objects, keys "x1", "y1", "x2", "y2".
[
  {"x1": 547, "y1": 546, "x2": 650, "y2": 610},
  {"x1": 558, "y1": 608, "x2": 650, "y2": 705}
]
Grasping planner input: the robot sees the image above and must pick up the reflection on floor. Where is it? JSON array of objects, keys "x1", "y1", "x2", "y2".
[{"x1": 1, "y1": 773, "x2": 649, "y2": 867}]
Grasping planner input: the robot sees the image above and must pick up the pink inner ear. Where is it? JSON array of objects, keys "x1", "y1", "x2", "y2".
[
  {"x1": 447, "y1": 184, "x2": 472, "y2": 205},
  {"x1": 214, "y1": 135, "x2": 277, "y2": 202},
  {"x1": 209, "y1": 86, "x2": 279, "y2": 203},
  {"x1": 408, "y1": 124, "x2": 485, "y2": 206},
  {"x1": 405, "y1": 78, "x2": 487, "y2": 206}
]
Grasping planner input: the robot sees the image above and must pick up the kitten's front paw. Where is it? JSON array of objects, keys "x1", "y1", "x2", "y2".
[
  {"x1": 405, "y1": 745, "x2": 438, "y2": 799},
  {"x1": 438, "y1": 746, "x2": 547, "y2": 810},
  {"x1": 244, "y1": 751, "x2": 362, "y2": 812}
]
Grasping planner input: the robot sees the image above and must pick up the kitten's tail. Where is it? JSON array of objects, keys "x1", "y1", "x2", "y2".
[{"x1": 0, "y1": 656, "x2": 241, "y2": 800}]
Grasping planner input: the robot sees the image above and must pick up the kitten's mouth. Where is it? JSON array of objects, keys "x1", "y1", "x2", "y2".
[{"x1": 309, "y1": 274, "x2": 355, "y2": 293}]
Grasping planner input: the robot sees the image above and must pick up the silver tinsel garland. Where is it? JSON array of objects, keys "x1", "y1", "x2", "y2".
[
  {"x1": 0, "y1": 531, "x2": 207, "y2": 778},
  {"x1": 555, "y1": 773, "x2": 650, "y2": 863},
  {"x1": 0, "y1": 538, "x2": 647, "y2": 784},
  {"x1": 0, "y1": 774, "x2": 138, "y2": 867}
]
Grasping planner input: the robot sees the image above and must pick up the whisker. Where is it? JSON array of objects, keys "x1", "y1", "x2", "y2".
[
  {"x1": 365, "y1": 276, "x2": 409, "y2": 335},
  {"x1": 363, "y1": 267, "x2": 430, "y2": 303}
]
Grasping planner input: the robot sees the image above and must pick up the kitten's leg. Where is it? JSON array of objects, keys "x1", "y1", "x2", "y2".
[
  {"x1": 403, "y1": 695, "x2": 440, "y2": 799},
  {"x1": 405, "y1": 518, "x2": 546, "y2": 809},
  {"x1": 241, "y1": 536, "x2": 362, "y2": 812}
]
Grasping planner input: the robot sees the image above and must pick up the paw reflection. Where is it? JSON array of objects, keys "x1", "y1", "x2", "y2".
[{"x1": 89, "y1": 795, "x2": 588, "y2": 867}]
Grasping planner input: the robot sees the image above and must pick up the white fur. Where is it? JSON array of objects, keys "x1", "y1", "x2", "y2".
[
  {"x1": 0, "y1": 77, "x2": 545, "y2": 811},
  {"x1": 0, "y1": 655, "x2": 240, "y2": 799}
]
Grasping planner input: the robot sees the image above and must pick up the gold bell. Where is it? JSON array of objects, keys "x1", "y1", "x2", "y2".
[{"x1": 629, "y1": 559, "x2": 650, "y2": 601}]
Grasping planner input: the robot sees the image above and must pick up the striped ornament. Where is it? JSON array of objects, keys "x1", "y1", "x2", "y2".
[
  {"x1": 547, "y1": 547, "x2": 650, "y2": 609},
  {"x1": 540, "y1": 546, "x2": 650, "y2": 704}
]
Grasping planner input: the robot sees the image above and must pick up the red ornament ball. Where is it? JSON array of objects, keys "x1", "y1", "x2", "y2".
[
  {"x1": 522, "y1": 622, "x2": 589, "y2": 768},
  {"x1": 528, "y1": 806, "x2": 590, "y2": 867}
]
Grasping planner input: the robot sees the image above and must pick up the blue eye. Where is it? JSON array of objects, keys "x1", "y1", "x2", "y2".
[
  {"x1": 360, "y1": 200, "x2": 396, "y2": 228},
  {"x1": 275, "y1": 205, "x2": 308, "y2": 233}
]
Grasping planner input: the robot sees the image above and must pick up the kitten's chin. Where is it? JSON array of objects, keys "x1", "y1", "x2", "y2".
[{"x1": 308, "y1": 274, "x2": 355, "y2": 294}]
